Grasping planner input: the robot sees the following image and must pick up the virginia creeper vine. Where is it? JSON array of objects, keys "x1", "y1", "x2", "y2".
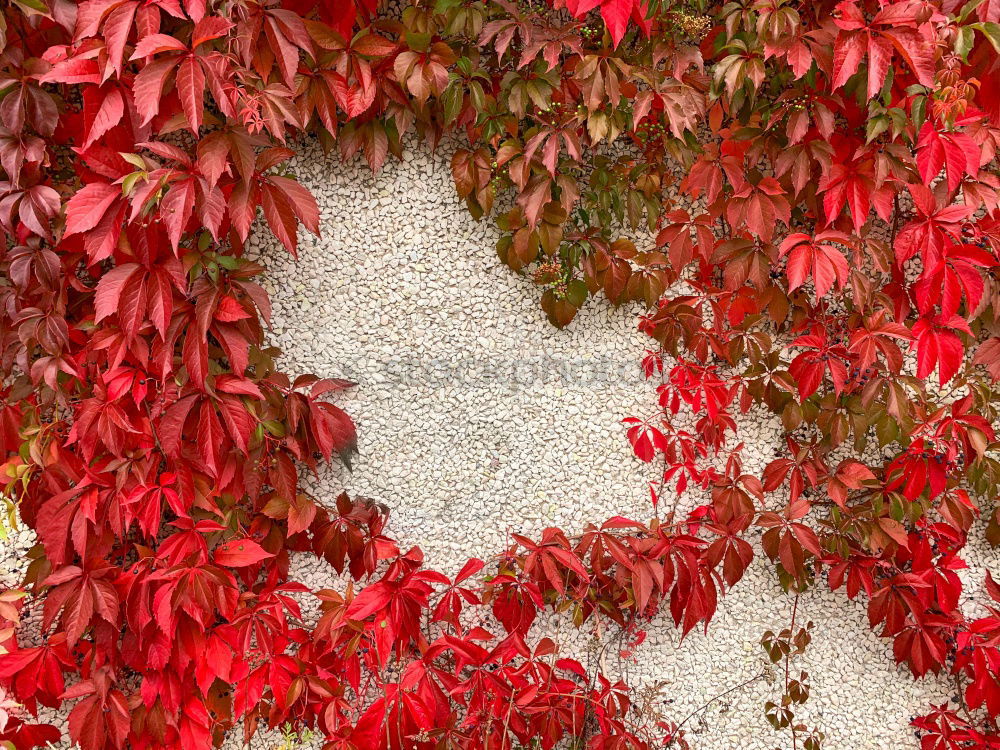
[{"x1": 1, "y1": 0, "x2": 1000, "y2": 749}]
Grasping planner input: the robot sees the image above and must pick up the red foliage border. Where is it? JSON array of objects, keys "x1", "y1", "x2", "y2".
[{"x1": 3, "y1": 1, "x2": 1000, "y2": 749}]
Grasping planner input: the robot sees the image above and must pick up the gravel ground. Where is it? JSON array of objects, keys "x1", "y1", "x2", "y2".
[{"x1": 5, "y1": 137, "x2": 996, "y2": 749}]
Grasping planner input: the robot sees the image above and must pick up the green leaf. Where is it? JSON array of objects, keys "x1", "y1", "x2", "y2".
[
  {"x1": 731, "y1": 126, "x2": 763, "y2": 140},
  {"x1": 878, "y1": 66, "x2": 895, "y2": 105},
  {"x1": 404, "y1": 31, "x2": 432, "y2": 52},
  {"x1": 910, "y1": 95, "x2": 927, "y2": 134},
  {"x1": 261, "y1": 420, "x2": 287, "y2": 438},
  {"x1": 972, "y1": 21, "x2": 1000, "y2": 52},
  {"x1": 12, "y1": 0, "x2": 51, "y2": 16},
  {"x1": 121, "y1": 171, "x2": 145, "y2": 196},
  {"x1": 469, "y1": 81, "x2": 485, "y2": 112},
  {"x1": 216, "y1": 253, "x2": 240, "y2": 270},
  {"x1": 887, "y1": 107, "x2": 909, "y2": 139},
  {"x1": 865, "y1": 115, "x2": 889, "y2": 143},
  {"x1": 565, "y1": 279, "x2": 587, "y2": 307},
  {"x1": 956, "y1": 0, "x2": 986, "y2": 23},
  {"x1": 441, "y1": 84, "x2": 462, "y2": 124},
  {"x1": 955, "y1": 25, "x2": 975, "y2": 59},
  {"x1": 119, "y1": 152, "x2": 147, "y2": 169}
]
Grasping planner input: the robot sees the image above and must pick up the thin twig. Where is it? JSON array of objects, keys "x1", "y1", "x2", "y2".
[
  {"x1": 668, "y1": 669, "x2": 767, "y2": 743},
  {"x1": 784, "y1": 592, "x2": 800, "y2": 750}
]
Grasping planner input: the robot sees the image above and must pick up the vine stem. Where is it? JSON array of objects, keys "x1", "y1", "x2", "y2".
[
  {"x1": 953, "y1": 673, "x2": 975, "y2": 724},
  {"x1": 656, "y1": 349, "x2": 676, "y2": 522},
  {"x1": 785, "y1": 592, "x2": 800, "y2": 750},
  {"x1": 667, "y1": 669, "x2": 767, "y2": 744}
]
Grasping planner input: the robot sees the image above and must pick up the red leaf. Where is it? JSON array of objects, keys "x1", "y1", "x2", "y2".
[
  {"x1": 217, "y1": 393, "x2": 254, "y2": 454},
  {"x1": 600, "y1": 0, "x2": 633, "y2": 46},
  {"x1": 131, "y1": 33, "x2": 187, "y2": 59},
  {"x1": 160, "y1": 179, "x2": 195, "y2": 251},
  {"x1": 974, "y1": 337, "x2": 1000, "y2": 381},
  {"x1": 454, "y1": 558, "x2": 485, "y2": 584},
  {"x1": 213, "y1": 538, "x2": 274, "y2": 567},
  {"x1": 261, "y1": 182, "x2": 301, "y2": 255},
  {"x1": 64, "y1": 182, "x2": 119, "y2": 236},
  {"x1": 287, "y1": 494, "x2": 317, "y2": 536},
  {"x1": 916, "y1": 123, "x2": 980, "y2": 192},
  {"x1": 191, "y1": 15, "x2": 235, "y2": 48},
  {"x1": 346, "y1": 582, "x2": 390, "y2": 620},
  {"x1": 832, "y1": 31, "x2": 866, "y2": 91},
  {"x1": 265, "y1": 175, "x2": 319, "y2": 235},
  {"x1": 132, "y1": 57, "x2": 178, "y2": 125},
  {"x1": 623, "y1": 418, "x2": 666, "y2": 462},
  {"x1": 986, "y1": 571, "x2": 1000, "y2": 605},
  {"x1": 779, "y1": 232, "x2": 849, "y2": 300},
  {"x1": 83, "y1": 88, "x2": 125, "y2": 150},
  {"x1": 176, "y1": 56, "x2": 207, "y2": 132},
  {"x1": 197, "y1": 399, "x2": 224, "y2": 474},
  {"x1": 158, "y1": 395, "x2": 197, "y2": 457}
]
